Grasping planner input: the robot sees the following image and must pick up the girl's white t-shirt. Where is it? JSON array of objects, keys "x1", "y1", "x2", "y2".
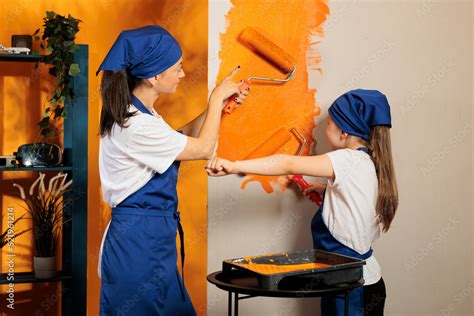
[{"x1": 324, "y1": 148, "x2": 382, "y2": 285}]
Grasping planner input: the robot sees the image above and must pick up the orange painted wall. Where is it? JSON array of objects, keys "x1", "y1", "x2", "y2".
[
  {"x1": 216, "y1": 0, "x2": 329, "y2": 193},
  {"x1": 0, "y1": 1, "x2": 208, "y2": 315}
]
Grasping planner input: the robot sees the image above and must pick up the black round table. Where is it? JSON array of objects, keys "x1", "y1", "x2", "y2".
[{"x1": 207, "y1": 270, "x2": 364, "y2": 316}]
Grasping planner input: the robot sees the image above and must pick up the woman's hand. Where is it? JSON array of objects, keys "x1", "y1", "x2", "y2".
[
  {"x1": 209, "y1": 66, "x2": 249, "y2": 111},
  {"x1": 205, "y1": 157, "x2": 236, "y2": 176}
]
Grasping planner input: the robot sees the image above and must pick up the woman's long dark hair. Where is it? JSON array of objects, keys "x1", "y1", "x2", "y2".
[
  {"x1": 99, "y1": 70, "x2": 140, "y2": 137},
  {"x1": 369, "y1": 126, "x2": 399, "y2": 232}
]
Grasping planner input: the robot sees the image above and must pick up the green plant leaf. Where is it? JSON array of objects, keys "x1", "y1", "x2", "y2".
[
  {"x1": 54, "y1": 106, "x2": 64, "y2": 118},
  {"x1": 38, "y1": 117, "x2": 50, "y2": 129},
  {"x1": 69, "y1": 45, "x2": 80, "y2": 54},
  {"x1": 69, "y1": 63, "x2": 80, "y2": 76}
]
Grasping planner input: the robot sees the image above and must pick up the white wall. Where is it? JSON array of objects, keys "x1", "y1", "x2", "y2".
[{"x1": 208, "y1": 1, "x2": 473, "y2": 315}]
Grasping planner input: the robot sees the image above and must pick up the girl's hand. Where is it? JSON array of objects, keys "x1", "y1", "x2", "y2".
[
  {"x1": 205, "y1": 157, "x2": 236, "y2": 176},
  {"x1": 302, "y1": 182, "x2": 327, "y2": 199}
]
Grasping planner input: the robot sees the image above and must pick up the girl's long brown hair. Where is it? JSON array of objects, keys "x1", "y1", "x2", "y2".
[
  {"x1": 369, "y1": 126, "x2": 398, "y2": 232},
  {"x1": 99, "y1": 70, "x2": 140, "y2": 137}
]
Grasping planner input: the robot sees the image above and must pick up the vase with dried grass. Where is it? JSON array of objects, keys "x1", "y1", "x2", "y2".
[{"x1": 13, "y1": 172, "x2": 72, "y2": 279}]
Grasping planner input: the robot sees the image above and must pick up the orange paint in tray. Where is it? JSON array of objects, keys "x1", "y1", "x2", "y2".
[
  {"x1": 223, "y1": 249, "x2": 366, "y2": 290},
  {"x1": 233, "y1": 261, "x2": 330, "y2": 275}
]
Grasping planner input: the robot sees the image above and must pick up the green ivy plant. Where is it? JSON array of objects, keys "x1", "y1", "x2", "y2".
[{"x1": 33, "y1": 11, "x2": 82, "y2": 139}]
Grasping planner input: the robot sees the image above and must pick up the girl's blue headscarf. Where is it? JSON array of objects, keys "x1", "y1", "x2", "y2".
[
  {"x1": 328, "y1": 89, "x2": 392, "y2": 141},
  {"x1": 96, "y1": 25, "x2": 182, "y2": 79}
]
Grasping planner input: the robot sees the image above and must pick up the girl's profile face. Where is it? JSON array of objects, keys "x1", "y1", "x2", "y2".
[
  {"x1": 326, "y1": 116, "x2": 344, "y2": 150},
  {"x1": 153, "y1": 57, "x2": 185, "y2": 93}
]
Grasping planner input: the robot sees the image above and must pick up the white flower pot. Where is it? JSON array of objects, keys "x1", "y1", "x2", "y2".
[{"x1": 33, "y1": 256, "x2": 57, "y2": 279}]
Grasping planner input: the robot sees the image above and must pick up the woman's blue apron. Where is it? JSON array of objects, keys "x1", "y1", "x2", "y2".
[
  {"x1": 99, "y1": 96, "x2": 196, "y2": 315},
  {"x1": 311, "y1": 147, "x2": 372, "y2": 316}
]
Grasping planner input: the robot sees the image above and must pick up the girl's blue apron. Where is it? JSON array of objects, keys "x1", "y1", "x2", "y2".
[
  {"x1": 311, "y1": 147, "x2": 372, "y2": 316},
  {"x1": 100, "y1": 96, "x2": 196, "y2": 315}
]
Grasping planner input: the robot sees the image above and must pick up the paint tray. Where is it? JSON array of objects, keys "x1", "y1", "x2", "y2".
[{"x1": 222, "y1": 249, "x2": 366, "y2": 290}]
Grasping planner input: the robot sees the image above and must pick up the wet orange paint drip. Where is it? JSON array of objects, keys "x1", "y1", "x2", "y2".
[{"x1": 216, "y1": 0, "x2": 329, "y2": 193}]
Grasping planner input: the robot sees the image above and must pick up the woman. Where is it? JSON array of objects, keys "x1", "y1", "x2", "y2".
[{"x1": 96, "y1": 25, "x2": 247, "y2": 315}]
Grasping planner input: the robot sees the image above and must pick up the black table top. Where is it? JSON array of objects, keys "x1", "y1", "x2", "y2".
[{"x1": 207, "y1": 270, "x2": 365, "y2": 298}]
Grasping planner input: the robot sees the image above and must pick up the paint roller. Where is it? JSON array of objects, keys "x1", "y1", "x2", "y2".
[
  {"x1": 243, "y1": 127, "x2": 322, "y2": 205},
  {"x1": 223, "y1": 27, "x2": 297, "y2": 115},
  {"x1": 244, "y1": 127, "x2": 292, "y2": 159}
]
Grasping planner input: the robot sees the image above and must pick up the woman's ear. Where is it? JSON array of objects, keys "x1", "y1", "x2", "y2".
[
  {"x1": 340, "y1": 131, "x2": 348, "y2": 141},
  {"x1": 145, "y1": 76, "x2": 158, "y2": 87}
]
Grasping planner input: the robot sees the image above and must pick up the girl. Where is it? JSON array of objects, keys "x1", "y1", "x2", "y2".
[
  {"x1": 96, "y1": 25, "x2": 247, "y2": 315},
  {"x1": 206, "y1": 89, "x2": 398, "y2": 316}
]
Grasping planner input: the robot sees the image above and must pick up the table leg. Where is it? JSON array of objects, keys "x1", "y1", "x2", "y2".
[
  {"x1": 234, "y1": 292, "x2": 239, "y2": 316},
  {"x1": 344, "y1": 291, "x2": 349, "y2": 316},
  {"x1": 228, "y1": 292, "x2": 232, "y2": 316}
]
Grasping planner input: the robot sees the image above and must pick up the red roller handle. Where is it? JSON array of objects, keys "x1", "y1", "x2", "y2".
[
  {"x1": 223, "y1": 80, "x2": 250, "y2": 115},
  {"x1": 292, "y1": 175, "x2": 322, "y2": 205}
]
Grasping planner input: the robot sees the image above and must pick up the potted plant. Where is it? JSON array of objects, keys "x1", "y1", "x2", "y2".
[
  {"x1": 32, "y1": 11, "x2": 82, "y2": 140},
  {"x1": 13, "y1": 172, "x2": 72, "y2": 278}
]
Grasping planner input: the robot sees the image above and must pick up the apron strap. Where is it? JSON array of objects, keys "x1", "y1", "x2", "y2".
[
  {"x1": 131, "y1": 94, "x2": 153, "y2": 115},
  {"x1": 174, "y1": 211, "x2": 187, "y2": 302}
]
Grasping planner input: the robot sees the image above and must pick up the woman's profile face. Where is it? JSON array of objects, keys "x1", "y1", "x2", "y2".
[{"x1": 153, "y1": 57, "x2": 185, "y2": 94}]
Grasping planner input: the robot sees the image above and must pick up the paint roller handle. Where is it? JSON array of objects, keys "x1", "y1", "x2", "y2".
[
  {"x1": 292, "y1": 175, "x2": 322, "y2": 205},
  {"x1": 223, "y1": 80, "x2": 250, "y2": 114}
]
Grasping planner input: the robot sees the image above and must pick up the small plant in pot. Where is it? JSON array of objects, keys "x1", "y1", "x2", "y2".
[{"x1": 13, "y1": 172, "x2": 72, "y2": 278}]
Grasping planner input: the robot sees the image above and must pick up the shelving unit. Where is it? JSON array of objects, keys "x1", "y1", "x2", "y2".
[
  {"x1": 0, "y1": 166, "x2": 73, "y2": 171},
  {"x1": 0, "y1": 45, "x2": 88, "y2": 315},
  {"x1": 0, "y1": 271, "x2": 72, "y2": 285}
]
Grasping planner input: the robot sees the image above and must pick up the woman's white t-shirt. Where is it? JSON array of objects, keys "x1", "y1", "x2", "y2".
[
  {"x1": 324, "y1": 148, "x2": 382, "y2": 285},
  {"x1": 99, "y1": 104, "x2": 187, "y2": 208}
]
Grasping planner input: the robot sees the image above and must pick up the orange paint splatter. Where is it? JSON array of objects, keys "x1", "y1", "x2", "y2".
[
  {"x1": 241, "y1": 175, "x2": 277, "y2": 193},
  {"x1": 216, "y1": 0, "x2": 329, "y2": 193}
]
